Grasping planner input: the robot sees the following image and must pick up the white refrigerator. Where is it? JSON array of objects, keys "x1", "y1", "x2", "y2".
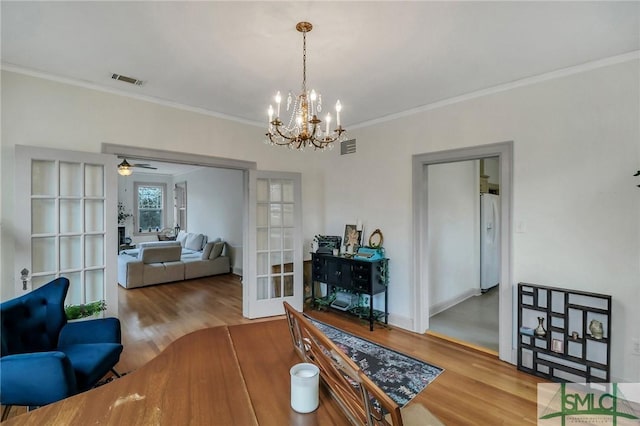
[{"x1": 480, "y1": 193, "x2": 500, "y2": 292}]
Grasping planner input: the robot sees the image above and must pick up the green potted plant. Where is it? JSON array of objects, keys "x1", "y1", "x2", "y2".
[
  {"x1": 118, "y1": 202, "x2": 132, "y2": 225},
  {"x1": 65, "y1": 300, "x2": 107, "y2": 321}
]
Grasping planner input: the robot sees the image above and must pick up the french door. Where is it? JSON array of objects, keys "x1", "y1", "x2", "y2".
[
  {"x1": 243, "y1": 170, "x2": 303, "y2": 318},
  {"x1": 14, "y1": 145, "x2": 119, "y2": 317}
]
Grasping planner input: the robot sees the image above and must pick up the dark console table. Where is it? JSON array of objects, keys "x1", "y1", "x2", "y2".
[{"x1": 311, "y1": 253, "x2": 389, "y2": 331}]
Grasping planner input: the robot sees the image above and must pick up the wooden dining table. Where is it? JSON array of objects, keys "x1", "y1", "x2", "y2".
[{"x1": 3, "y1": 319, "x2": 352, "y2": 425}]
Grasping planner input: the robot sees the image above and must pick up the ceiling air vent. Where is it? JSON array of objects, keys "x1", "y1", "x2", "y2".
[
  {"x1": 340, "y1": 139, "x2": 356, "y2": 155},
  {"x1": 111, "y1": 73, "x2": 144, "y2": 86}
]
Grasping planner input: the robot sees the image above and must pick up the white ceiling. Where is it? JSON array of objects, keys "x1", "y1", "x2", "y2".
[{"x1": 2, "y1": 2, "x2": 639, "y2": 128}]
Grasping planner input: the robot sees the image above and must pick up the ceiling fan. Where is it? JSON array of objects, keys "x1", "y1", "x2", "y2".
[{"x1": 117, "y1": 158, "x2": 157, "y2": 176}]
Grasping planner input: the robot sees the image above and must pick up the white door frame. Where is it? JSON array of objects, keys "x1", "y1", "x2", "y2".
[{"x1": 412, "y1": 141, "x2": 514, "y2": 363}]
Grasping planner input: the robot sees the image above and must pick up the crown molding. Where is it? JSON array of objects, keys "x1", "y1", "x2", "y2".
[
  {"x1": 0, "y1": 63, "x2": 264, "y2": 128},
  {"x1": 3, "y1": 50, "x2": 638, "y2": 131},
  {"x1": 350, "y1": 50, "x2": 640, "y2": 130}
]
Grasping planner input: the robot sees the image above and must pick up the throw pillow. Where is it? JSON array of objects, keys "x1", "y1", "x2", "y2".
[
  {"x1": 185, "y1": 233, "x2": 204, "y2": 251},
  {"x1": 209, "y1": 241, "x2": 225, "y2": 259},
  {"x1": 202, "y1": 242, "x2": 215, "y2": 260},
  {"x1": 176, "y1": 230, "x2": 188, "y2": 247}
]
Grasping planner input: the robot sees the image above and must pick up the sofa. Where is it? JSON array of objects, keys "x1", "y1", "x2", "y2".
[{"x1": 117, "y1": 232, "x2": 230, "y2": 289}]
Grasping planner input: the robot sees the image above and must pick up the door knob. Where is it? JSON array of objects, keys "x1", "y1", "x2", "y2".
[{"x1": 20, "y1": 268, "x2": 30, "y2": 291}]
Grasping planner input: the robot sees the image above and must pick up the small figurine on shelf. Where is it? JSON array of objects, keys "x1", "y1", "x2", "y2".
[
  {"x1": 534, "y1": 317, "x2": 546, "y2": 337},
  {"x1": 589, "y1": 320, "x2": 604, "y2": 339}
]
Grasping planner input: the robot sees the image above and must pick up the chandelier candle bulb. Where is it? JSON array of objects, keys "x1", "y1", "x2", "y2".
[
  {"x1": 275, "y1": 91, "x2": 281, "y2": 117},
  {"x1": 336, "y1": 100, "x2": 342, "y2": 127},
  {"x1": 325, "y1": 113, "x2": 331, "y2": 135},
  {"x1": 310, "y1": 90, "x2": 317, "y2": 116}
]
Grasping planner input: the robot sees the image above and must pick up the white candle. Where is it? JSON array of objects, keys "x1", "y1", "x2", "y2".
[
  {"x1": 275, "y1": 91, "x2": 282, "y2": 118},
  {"x1": 335, "y1": 100, "x2": 342, "y2": 127},
  {"x1": 310, "y1": 90, "x2": 317, "y2": 116},
  {"x1": 295, "y1": 369, "x2": 316, "y2": 378},
  {"x1": 290, "y1": 363, "x2": 319, "y2": 413},
  {"x1": 325, "y1": 113, "x2": 331, "y2": 135}
]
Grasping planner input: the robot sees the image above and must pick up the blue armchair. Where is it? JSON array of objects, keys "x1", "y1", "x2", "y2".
[{"x1": 1, "y1": 277, "x2": 123, "y2": 416}]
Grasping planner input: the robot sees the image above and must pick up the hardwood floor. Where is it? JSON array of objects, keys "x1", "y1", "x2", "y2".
[
  {"x1": 115, "y1": 274, "x2": 548, "y2": 424},
  {"x1": 309, "y1": 309, "x2": 544, "y2": 424},
  {"x1": 4, "y1": 274, "x2": 546, "y2": 424},
  {"x1": 116, "y1": 273, "x2": 275, "y2": 372}
]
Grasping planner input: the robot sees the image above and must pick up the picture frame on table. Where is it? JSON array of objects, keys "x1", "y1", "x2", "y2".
[{"x1": 343, "y1": 224, "x2": 362, "y2": 250}]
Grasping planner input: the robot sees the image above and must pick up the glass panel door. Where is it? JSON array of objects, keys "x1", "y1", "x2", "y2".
[
  {"x1": 244, "y1": 170, "x2": 302, "y2": 318},
  {"x1": 15, "y1": 145, "x2": 118, "y2": 317}
]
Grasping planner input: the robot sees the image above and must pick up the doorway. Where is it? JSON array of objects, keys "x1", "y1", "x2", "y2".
[
  {"x1": 426, "y1": 157, "x2": 500, "y2": 353},
  {"x1": 103, "y1": 143, "x2": 305, "y2": 320},
  {"x1": 411, "y1": 141, "x2": 514, "y2": 363}
]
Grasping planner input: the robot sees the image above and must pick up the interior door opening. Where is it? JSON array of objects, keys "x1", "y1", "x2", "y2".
[
  {"x1": 104, "y1": 143, "x2": 304, "y2": 322},
  {"x1": 412, "y1": 141, "x2": 513, "y2": 363},
  {"x1": 426, "y1": 157, "x2": 500, "y2": 354},
  {"x1": 103, "y1": 143, "x2": 257, "y2": 318}
]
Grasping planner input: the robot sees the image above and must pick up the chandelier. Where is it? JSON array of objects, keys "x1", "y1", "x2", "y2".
[{"x1": 265, "y1": 22, "x2": 346, "y2": 151}]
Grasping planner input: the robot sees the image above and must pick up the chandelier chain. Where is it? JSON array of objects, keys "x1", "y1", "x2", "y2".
[{"x1": 302, "y1": 30, "x2": 307, "y2": 93}]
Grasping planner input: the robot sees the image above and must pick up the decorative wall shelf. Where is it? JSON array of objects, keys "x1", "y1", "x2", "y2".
[{"x1": 517, "y1": 283, "x2": 611, "y2": 382}]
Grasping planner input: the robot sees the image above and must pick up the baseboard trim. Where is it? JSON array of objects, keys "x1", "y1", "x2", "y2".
[
  {"x1": 429, "y1": 288, "x2": 480, "y2": 317},
  {"x1": 427, "y1": 330, "x2": 499, "y2": 357},
  {"x1": 388, "y1": 313, "x2": 413, "y2": 331}
]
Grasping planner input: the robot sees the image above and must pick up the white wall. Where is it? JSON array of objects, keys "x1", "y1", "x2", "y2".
[
  {"x1": 177, "y1": 167, "x2": 244, "y2": 273},
  {"x1": 1, "y1": 58, "x2": 638, "y2": 381},
  {"x1": 320, "y1": 60, "x2": 639, "y2": 381},
  {"x1": 427, "y1": 160, "x2": 480, "y2": 313}
]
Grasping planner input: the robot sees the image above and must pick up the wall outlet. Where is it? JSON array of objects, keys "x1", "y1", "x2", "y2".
[{"x1": 632, "y1": 338, "x2": 640, "y2": 356}]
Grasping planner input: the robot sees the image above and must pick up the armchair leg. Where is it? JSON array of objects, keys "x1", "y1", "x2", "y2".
[
  {"x1": 1, "y1": 405, "x2": 11, "y2": 422},
  {"x1": 111, "y1": 368, "x2": 122, "y2": 378}
]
